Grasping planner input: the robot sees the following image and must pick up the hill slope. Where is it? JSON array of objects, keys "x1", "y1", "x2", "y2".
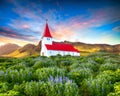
[
  {"x1": 0, "y1": 43, "x2": 20, "y2": 56},
  {"x1": 2, "y1": 41, "x2": 120, "y2": 57},
  {"x1": 63, "y1": 41, "x2": 120, "y2": 54},
  {"x1": 7, "y1": 44, "x2": 39, "y2": 57}
]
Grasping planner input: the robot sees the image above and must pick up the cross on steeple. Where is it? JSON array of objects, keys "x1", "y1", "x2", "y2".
[{"x1": 46, "y1": 19, "x2": 48, "y2": 23}]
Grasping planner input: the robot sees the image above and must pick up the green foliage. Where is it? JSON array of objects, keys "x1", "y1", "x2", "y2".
[
  {"x1": 0, "y1": 53, "x2": 120, "y2": 96},
  {"x1": 25, "y1": 81, "x2": 46, "y2": 96},
  {"x1": 107, "y1": 82, "x2": 120, "y2": 96},
  {"x1": 22, "y1": 57, "x2": 36, "y2": 67},
  {"x1": 34, "y1": 67, "x2": 66, "y2": 81},
  {"x1": 0, "y1": 90, "x2": 19, "y2": 96},
  {"x1": 47, "y1": 77, "x2": 78, "y2": 96},
  {"x1": 0, "y1": 68, "x2": 33, "y2": 83},
  {"x1": 94, "y1": 57, "x2": 105, "y2": 64},
  {"x1": 99, "y1": 63, "x2": 119, "y2": 71},
  {"x1": 68, "y1": 67, "x2": 93, "y2": 85},
  {"x1": 25, "y1": 77, "x2": 78, "y2": 96},
  {"x1": 0, "y1": 82, "x2": 9, "y2": 93},
  {"x1": 33, "y1": 59, "x2": 56, "y2": 69},
  {"x1": 13, "y1": 83, "x2": 25, "y2": 96},
  {"x1": 81, "y1": 70, "x2": 116, "y2": 96},
  {"x1": 8, "y1": 62, "x2": 26, "y2": 70},
  {"x1": 115, "y1": 69, "x2": 120, "y2": 82}
]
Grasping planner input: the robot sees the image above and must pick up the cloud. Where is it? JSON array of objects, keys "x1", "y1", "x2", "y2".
[
  {"x1": 20, "y1": 24, "x2": 30, "y2": 29},
  {"x1": 112, "y1": 26, "x2": 120, "y2": 32},
  {"x1": 51, "y1": 25, "x2": 75, "y2": 41},
  {"x1": 0, "y1": 36, "x2": 36, "y2": 46},
  {"x1": 0, "y1": 27, "x2": 39, "y2": 41},
  {"x1": 11, "y1": 0, "x2": 57, "y2": 21},
  {"x1": 69, "y1": 7, "x2": 120, "y2": 29},
  {"x1": 89, "y1": 7, "x2": 120, "y2": 23}
]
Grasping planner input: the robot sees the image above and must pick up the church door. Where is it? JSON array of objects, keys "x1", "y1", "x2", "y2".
[{"x1": 42, "y1": 52, "x2": 44, "y2": 56}]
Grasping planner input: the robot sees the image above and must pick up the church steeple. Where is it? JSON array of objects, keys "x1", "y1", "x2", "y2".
[
  {"x1": 41, "y1": 21, "x2": 53, "y2": 45},
  {"x1": 42, "y1": 20, "x2": 52, "y2": 38}
]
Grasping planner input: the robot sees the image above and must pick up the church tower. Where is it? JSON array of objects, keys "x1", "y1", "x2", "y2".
[
  {"x1": 42, "y1": 22, "x2": 52, "y2": 45},
  {"x1": 40, "y1": 21, "x2": 52, "y2": 56}
]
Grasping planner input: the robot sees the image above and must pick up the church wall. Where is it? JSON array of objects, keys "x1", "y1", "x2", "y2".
[
  {"x1": 40, "y1": 44, "x2": 48, "y2": 56},
  {"x1": 46, "y1": 50, "x2": 79, "y2": 56},
  {"x1": 42, "y1": 37, "x2": 52, "y2": 45},
  {"x1": 41, "y1": 36, "x2": 53, "y2": 56}
]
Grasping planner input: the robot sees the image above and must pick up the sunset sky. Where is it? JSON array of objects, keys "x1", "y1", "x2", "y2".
[{"x1": 0, "y1": 0, "x2": 120, "y2": 46}]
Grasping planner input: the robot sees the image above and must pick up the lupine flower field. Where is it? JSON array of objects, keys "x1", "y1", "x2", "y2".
[{"x1": 0, "y1": 53, "x2": 120, "y2": 96}]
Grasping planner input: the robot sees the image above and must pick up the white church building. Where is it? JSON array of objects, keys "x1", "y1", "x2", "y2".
[{"x1": 40, "y1": 22, "x2": 80, "y2": 57}]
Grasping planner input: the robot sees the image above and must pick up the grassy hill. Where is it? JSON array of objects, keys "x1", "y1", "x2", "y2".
[{"x1": 7, "y1": 44, "x2": 39, "y2": 58}]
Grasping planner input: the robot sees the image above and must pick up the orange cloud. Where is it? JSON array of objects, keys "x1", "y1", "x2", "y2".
[
  {"x1": 0, "y1": 36, "x2": 37, "y2": 46},
  {"x1": 21, "y1": 24, "x2": 30, "y2": 29},
  {"x1": 9, "y1": 34, "x2": 16, "y2": 37},
  {"x1": 51, "y1": 25, "x2": 75, "y2": 41}
]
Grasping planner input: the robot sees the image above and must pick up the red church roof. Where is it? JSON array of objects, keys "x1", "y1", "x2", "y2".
[
  {"x1": 45, "y1": 42, "x2": 79, "y2": 52},
  {"x1": 42, "y1": 23, "x2": 52, "y2": 38}
]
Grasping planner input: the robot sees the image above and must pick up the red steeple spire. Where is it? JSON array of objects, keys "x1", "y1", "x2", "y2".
[{"x1": 42, "y1": 21, "x2": 52, "y2": 38}]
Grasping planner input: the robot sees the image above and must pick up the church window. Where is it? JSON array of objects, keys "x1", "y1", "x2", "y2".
[{"x1": 47, "y1": 38, "x2": 50, "y2": 40}]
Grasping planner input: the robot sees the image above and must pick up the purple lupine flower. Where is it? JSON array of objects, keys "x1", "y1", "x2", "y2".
[
  {"x1": 4, "y1": 73, "x2": 7, "y2": 78},
  {"x1": 68, "y1": 79, "x2": 72, "y2": 83},
  {"x1": 11, "y1": 74, "x2": 14, "y2": 80},
  {"x1": 102, "y1": 87, "x2": 104, "y2": 92},
  {"x1": 0, "y1": 71, "x2": 4, "y2": 76},
  {"x1": 88, "y1": 82, "x2": 92, "y2": 88},
  {"x1": 65, "y1": 77, "x2": 69, "y2": 82},
  {"x1": 54, "y1": 77, "x2": 59, "y2": 82},
  {"x1": 58, "y1": 90, "x2": 61, "y2": 95},
  {"x1": 58, "y1": 76, "x2": 63, "y2": 83},
  {"x1": 28, "y1": 72, "x2": 31, "y2": 77},
  {"x1": 96, "y1": 84, "x2": 98, "y2": 89},
  {"x1": 109, "y1": 81, "x2": 111, "y2": 85},
  {"x1": 15, "y1": 70, "x2": 18, "y2": 72},
  {"x1": 48, "y1": 76, "x2": 73, "y2": 84},
  {"x1": 48, "y1": 75, "x2": 54, "y2": 81}
]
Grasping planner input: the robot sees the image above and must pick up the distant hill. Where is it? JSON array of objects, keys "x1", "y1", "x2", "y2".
[
  {"x1": 1, "y1": 41, "x2": 120, "y2": 57},
  {"x1": 0, "y1": 43, "x2": 20, "y2": 56},
  {"x1": 7, "y1": 44, "x2": 39, "y2": 57},
  {"x1": 63, "y1": 41, "x2": 120, "y2": 54}
]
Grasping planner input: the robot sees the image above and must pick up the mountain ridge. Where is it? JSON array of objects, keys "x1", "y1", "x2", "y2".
[{"x1": 0, "y1": 41, "x2": 120, "y2": 57}]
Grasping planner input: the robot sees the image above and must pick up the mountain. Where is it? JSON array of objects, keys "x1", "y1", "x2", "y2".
[
  {"x1": 1, "y1": 41, "x2": 120, "y2": 57},
  {"x1": 0, "y1": 43, "x2": 20, "y2": 56},
  {"x1": 7, "y1": 44, "x2": 39, "y2": 57},
  {"x1": 63, "y1": 41, "x2": 120, "y2": 54}
]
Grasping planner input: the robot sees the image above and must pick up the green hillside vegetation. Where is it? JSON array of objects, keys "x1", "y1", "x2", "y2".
[{"x1": 0, "y1": 53, "x2": 120, "y2": 96}]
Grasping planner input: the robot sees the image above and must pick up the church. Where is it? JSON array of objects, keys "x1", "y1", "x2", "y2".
[{"x1": 40, "y1": 22, "x2": 80, "y2": 57}]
